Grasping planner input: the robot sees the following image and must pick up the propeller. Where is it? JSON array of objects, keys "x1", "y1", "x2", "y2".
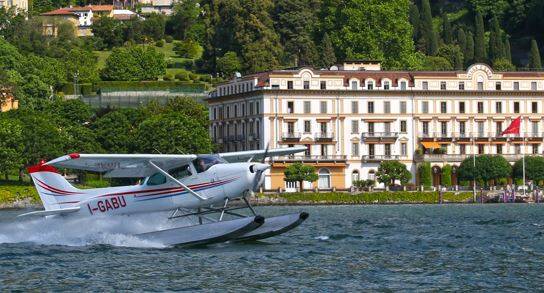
[{"x1": 252, "y1": 143, "x2": 270, "y2": 191}]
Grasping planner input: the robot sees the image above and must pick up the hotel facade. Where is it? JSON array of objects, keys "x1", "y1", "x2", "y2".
[{"x1": 206, "y1": 62, "x2": 544, "y2": 191}]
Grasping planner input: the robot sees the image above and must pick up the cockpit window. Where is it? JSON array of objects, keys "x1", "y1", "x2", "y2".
[
  {"x1": 147, "y1": 172, "x2": 166, "y2": 186},
  {"x1": 169, "y1": 164, "x2": 192, "y2": 179},
  {"x1": 193, "y1": 154, "x2": 226, "y2": 173}
]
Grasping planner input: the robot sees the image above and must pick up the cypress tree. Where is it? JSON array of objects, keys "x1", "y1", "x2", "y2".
[
  {"x1": 488, "y1": 17, "x2": 504, "y2": 61},
  {"x1": 474, "y1": 12, "x2": 486, "y2": 62},
  {"x1": 442, "y1": 14, "x2": 453, "y2": 44},
  {"x1": 465, "y1": 31, "x2": 475, "y2": 64},
  {"x1": 529, "y1": 39, "x2": 542, "y2": 69},
  {"x1": 420, "y1": 0, "x2": 438, "y2": 55},
  {"x1": 457, "y1": 28, "x2": 466, "y2": 54},
  {"x1": 454, "y1": 49, "x2": 464, "y2": 70},
  {"x1": 409, "y1": 3, "x2": 420, "y2": 41},
  {"x1": 504, "y1": 36, "x2": 512, "y2": 62},
  {"x1": 320, "y1": 32, "x2": 337, "y2": 68}
]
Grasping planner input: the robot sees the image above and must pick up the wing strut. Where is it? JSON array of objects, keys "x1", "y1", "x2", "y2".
[{"x1": 147, "y1": 161, "x2": 206, "y2": 201}]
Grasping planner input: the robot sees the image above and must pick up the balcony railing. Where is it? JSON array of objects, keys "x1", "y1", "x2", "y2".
[
  {"x1": 271, "y1": 155, "x2": 347, "y2": 163},
  {"x1": 315, "y1": 132, "x2": 334, "y2": 141},
  {"x1": 361, "y1": 155, "x2": 400, "y2": 162},
  {"x1": 419, "y1": 132, "x2": 544, "y2": 139},
  {"x1": 281, "y1": 132, "x2": 301, "y2": 141},
  {"x1": 361, "y1": 132, "x2": 399, "y2": 138},
  {"x1": 414, "y1": 154, "x2": 526, "y2": 162}
]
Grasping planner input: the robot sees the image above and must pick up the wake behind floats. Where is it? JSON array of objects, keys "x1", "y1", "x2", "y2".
[{"x1": 21, "y1": 146, "x2": 309, "y2": 246}]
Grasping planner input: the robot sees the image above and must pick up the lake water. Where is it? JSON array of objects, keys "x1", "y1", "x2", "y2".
[{"x1": 1, "y1": 204, "x2": 544, "y2": 291}]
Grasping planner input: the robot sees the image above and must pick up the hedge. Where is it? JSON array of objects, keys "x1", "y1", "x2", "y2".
[
  {"x1": 274, "y1": 191, "x2": 473, "y2": 204},
  {"x1": 60, "y1": 81, "x2": 208, "y2": 95},
  {"x1": 0, "y1": 182, "x2": 39, "y2": 204}
]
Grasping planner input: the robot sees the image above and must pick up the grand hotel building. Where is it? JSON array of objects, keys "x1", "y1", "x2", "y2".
[{"x1": 206, "y1": 62, "x2": 544, "y2": 191}]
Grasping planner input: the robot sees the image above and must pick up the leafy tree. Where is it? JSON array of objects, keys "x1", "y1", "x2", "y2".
[
  {"x1": 319, "y1": 32, "x2": 337, "y2": 68},
  {"x1": 173, "y1": 39, "x2": 203, "y2": 59},
  {"x1": 493, "y1": 58, "x2": 516, "y2": 71},
  {"x1": 134, "y1": 112, "x2": 212, "y2": 154},
  {"x1": 0, "y1": 115, "x2": 24, "y2": 179},
  {"x1": 324, "y1": 0, "x2": 421, "y2": 69},
  {"x1": 91, "y1": 16, "x2": 125, "y2": 49},
  {"x1": 419, "y1": 162, "x2": 432, "y2": 187},
  {"x1": 46, "y1": 99, "x2": 94, "y2": 125},
  {"x1": 146, "y1": 96, "x2": 209, "y2": 130},
  {"x1": 62, "y1": 48, "x2": 100, "y2": 83},
  {"x1": 442, "y1": 14, "x2": 453, "y2": 44},
  {"x1": 441, "y1": 164, "x2": 453, "y2": 187},
  {"x1": 458, "y1": 155, "x2": 511, "y2": 186},
  {"x1": 216, "y1": 51, "x2": 241, "y2": 78},
  {"x1": 169, "y1": 0, "x2": 203, "y2": 41},
  {"x1": 422, "y1": 55, "x2": 453, "y2": 70},
  {"x1": 438, "y1": 44, "x2": 464, "y2": 70},
  {"x1": 92, "y1": 108, "x2": 145, "y2": 153},
  {"x1": 376, "y1": 160, "x2": 411, "y2": 186},
  {"x1": 273, "y1": 0, "x2": 320, "y2": 66},
  {"x1": 419, "y1": 0, "x2": 438, "y2": 55},
  {"x1": 513, "y1": 156, "x2": 544, "y2": 183},
  {"x1": 474, "y1": 12, "x2": 487, "y2": 62},
  {"x1": 283, "y1": 163, "x2": 318, "y2": 192},
  {"x1": 101, "y1": 46, "x2": 166, "y2": 81},
  {"x1": 529, "y1": 39, "x2": 542, "y2": 69},
  {"x1": 142, "y1": 13, "x2": 166, "y2": 41}
]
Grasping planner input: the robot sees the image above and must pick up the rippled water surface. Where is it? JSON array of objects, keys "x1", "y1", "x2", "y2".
[{"x1": 1, "y1": 204, "x2": 544, "y2": 291}]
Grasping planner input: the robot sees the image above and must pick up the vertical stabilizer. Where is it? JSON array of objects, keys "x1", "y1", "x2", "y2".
[{"x1": 27, "y1": 163, "x2": 85, "y2": 211}]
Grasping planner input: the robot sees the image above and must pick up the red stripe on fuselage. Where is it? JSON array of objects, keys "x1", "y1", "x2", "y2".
[{"x1": 35, "y1": 178, "x2": 82, "y2": 195}]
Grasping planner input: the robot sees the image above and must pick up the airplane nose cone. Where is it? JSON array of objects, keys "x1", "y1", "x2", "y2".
[
  {"x1": 249, "y1": 163, "x2": 270, "y2": 191},
  {"x1": 254, "y1": 163, "x2": 270, "y2": 172}
]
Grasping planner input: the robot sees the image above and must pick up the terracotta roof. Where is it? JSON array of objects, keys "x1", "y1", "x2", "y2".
[
  {"x1": 41, "y1": 8, "x2": 75, "y2": 15},
  {"x1": 71, "y1": 5, "x2": 113, "y2": 11},
  {"x1": 42, "y1": 5, "x2": 113, "y2": 15}
]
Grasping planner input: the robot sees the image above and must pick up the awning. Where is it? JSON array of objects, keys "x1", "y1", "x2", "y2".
[{"x1": 421, "y1": 141, "x2": 441, "y2": 149}]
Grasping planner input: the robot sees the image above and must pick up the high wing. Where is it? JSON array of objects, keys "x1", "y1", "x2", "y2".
[
  {"x1": 46, "y1": 153, "x2": 197, "y2": 178},
  {"x1": 219, "y1": 146, "x2": 307, "y2": 163}
]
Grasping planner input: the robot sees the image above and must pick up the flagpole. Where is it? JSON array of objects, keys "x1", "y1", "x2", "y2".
[
  {"x1": 472, "y1": 132, "x2": 476, "y2": 202},
  {"x1": 522, "y1": 117, "x2": 526, "y2": 198}
]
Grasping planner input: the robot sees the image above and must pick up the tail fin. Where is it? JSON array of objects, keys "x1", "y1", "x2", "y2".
[{"x1": 27, "y1": 163, "x2": 85, "y2": 211}]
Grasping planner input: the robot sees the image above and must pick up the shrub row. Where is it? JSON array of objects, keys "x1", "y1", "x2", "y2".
[
  {"x1": 60, "y1": 81, "x2": 208, "y2": 95},
  {"x1": 0, "y1": 183, "x2": 39, "y2": 204},
  {"x1": 274, "y1": 191, "x2": 474, "y2": 204}
]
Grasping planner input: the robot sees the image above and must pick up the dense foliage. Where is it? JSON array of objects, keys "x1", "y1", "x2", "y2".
[
  {"x1": 274, "y1": 191, "x2": 473, "y2": 204},
  {"x1": 0, "y1": 97, "x2": 212, "y2": 178},
  {"x1": 284, "y1": 163, "x2": 319, "y2": 191},
  {"x1": 458, "y1": 155, "x2": 512, "y2": 186}
]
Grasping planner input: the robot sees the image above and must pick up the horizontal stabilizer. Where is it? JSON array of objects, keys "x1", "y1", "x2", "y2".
[{"x1": 17, "y1": 207, "x2": 81, "y2": 218}]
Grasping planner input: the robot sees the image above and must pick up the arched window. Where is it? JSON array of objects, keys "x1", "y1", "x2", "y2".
[
  {"x1": 352, "y1": 170, "x2": 360, "y2": 182},
  {"x1": 318, "y1": 168, "x2": 331, "y2": 189},
  {"x1": 368, "y1": 169, "x2": 376, "y2": 181}
]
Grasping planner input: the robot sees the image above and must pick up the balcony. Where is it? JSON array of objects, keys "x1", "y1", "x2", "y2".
[
  {"x1": 361, "y1": 132, "x2": 399, "y2": 142},
  {"x1": 419, "y1": 132, "x2": 544, "y2": 141},
  {"x1": 414, "y1": 153, "x2": 525, "y2": 163},
  {"x1": 281, "y1": 132, "x2": 301, "y2": 142},
  {"x1": 361, "y1": 155, "x2": 400, "y2": 162},
  {"x1": 271, "y1": 155, "x2": 347, "y2": 164},
  {"x1": 315, "y1": 132, "x2": 334, "y2": 142}
]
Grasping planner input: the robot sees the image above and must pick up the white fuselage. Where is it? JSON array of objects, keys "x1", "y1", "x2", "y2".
[{"x1": 50, "y1": 163, "x2": 259, "y2": 217}]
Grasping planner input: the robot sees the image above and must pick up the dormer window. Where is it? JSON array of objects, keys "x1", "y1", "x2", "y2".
[
  {"x1": 514, "y1": 82, "x2": 520, "y2": 91},
  {"x1": 303, "y1": 81, "x2": 310, "y2": 89},
  {"x1": 496, "y1": 82, "x2": 501, "y2": 90},
  {"x1": 351, "y1": 80, "x2": 358, "y2": 90},
  {"x1": 367, "y1": 81, "x2": 374, "y2": 90},
  {"x1": 532, "y1": 82, "x2": 537, "y2": 91},
  {"x1": 383, "y1": 81, "x2": 390, "y2": 90},
  {"x1": 287, "y1": 81, "x2": 293, "y2": 89},
  {"x1": 422, "y1": 81, "x2": 428, "y2": 90},
  {"x1": 477, "y1": 82, "x2": 484, "y2": 91},
  {"x1": 440, "y1": 82, "x2": 446, "y2": 90},
  {"x1": 400, "y1": 81, "x2": 407, "y2": 90},
  {"x1": 459, "y1": 82, "x2": 465, "y2": 90}
]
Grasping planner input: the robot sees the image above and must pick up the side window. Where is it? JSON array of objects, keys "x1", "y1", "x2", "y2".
[
  {"x1": 169, "y1": 165, "x2": 192, "y2": 179},
  {"x1": 147, "y1": 173, "x2": 166, "y2": 186}
]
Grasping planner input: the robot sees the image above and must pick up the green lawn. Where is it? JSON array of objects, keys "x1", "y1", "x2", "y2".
[
  {"x1": 0, "y1": 181, "x2": 39, "y2": 204},
  {"x1": 94, "y1": 50, "x2": 111, "y2": 70}
]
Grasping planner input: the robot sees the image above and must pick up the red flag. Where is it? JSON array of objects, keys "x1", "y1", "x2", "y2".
[{"x1": 501, "y1": 116, "x2": 521, "y2": 136}]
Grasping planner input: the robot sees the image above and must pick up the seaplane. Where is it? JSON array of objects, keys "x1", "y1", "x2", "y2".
[{"x1": 21, "y1": 146, "x2": 309, "y2": 246}]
